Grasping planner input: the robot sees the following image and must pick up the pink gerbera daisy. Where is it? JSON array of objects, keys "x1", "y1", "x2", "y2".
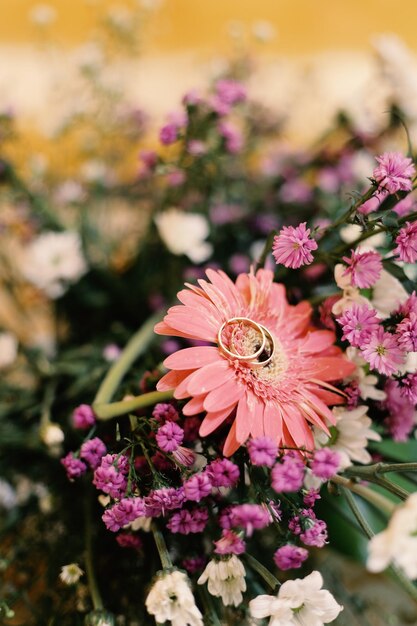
[{"x1": 155, "y1": 269, "x2": 354, "y2": 456}]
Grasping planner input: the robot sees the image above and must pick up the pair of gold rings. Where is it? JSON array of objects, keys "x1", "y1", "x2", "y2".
[{"x1": 217, "y1": 316, "x2": 275, "y2": 368}]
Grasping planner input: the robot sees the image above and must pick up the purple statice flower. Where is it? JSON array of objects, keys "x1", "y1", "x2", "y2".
[
  {"x1": 311, "y1": 449, "x2": 340, "y2": 480},
  {"x1": 145, "y1": 487, "x2": 185, "y2": 517},
  {"x1": 247, "y1": 437, "x2": 277, "y2": 467},
  {"x1": 394, "y1": 221, "x2": 417, "y2": 264},
  {"x1": 300, "y1": 517, "x2": 328, "y2": 547},
  {"x1": 116, "y1": 533, "x2": 143, "y2": 550},
  {"x1": 384, "y1": 380, "x2": 415, "y2": 441},
  {"x1": 102, "y1": 497, "x2": 145, "y2": 532},
  {"x1": 215, "y1": 79, "x2": 246, "y2": 105},
  {"x1": 167, "y1": 507, "x2": 208, "y2": 534},
  {"x1": 183, "y1": 473, "x2": 212, "y2": 502},
  {"x1": 93, "y1": 454, "x2": 129, "y2": 499},
  {"x1": 214, "y1": 529, "x2": 246, "y2": 555},
  {"x1": 182, "y1": 555, "x2": 206, "y2": 574},
  {"x1": 152, "y1": 403, "x2": 179, "y2": 423},
  {"x1": 271, "y1": 456, "x2": 305, "y2": 493},
  {"x1": 229, "y1": 504, "x2": 272, "y2": 537},
  {"x1": 288, "y1": 516, "x2": 302, "y2": 535},
  {"x1": 337, "y1": 303, "x2": 380, "y2": 348},
  {"x1": 361, "y1": 328, "x2": 405, "y2": 376},
  {"x1": 397, "y1": 312, "x2": 417, "y2": 352},
  {"x1": 373, "y1": 151, "x2": 415, "y2": 194},
  {"x1": 159, "y1": 123, "x2": 179, "y2": 145},
  {"x1": 206, "y1": 458, "x2": 240, "y2": 488},
  {"x1": 218, "y1": 120, "x2": 244, "y2": 154},
  {"x1": 303, "y1": 489, "x2": 321, "y2": 508},
  {"x1": 71, "y1": 404, "x2": 95, "y2": 430},
  {"x1": 61, "y1": 452, "x2": 87, "y2": 481},
  {"x1": 274, "y1": 545, "x2": 309, "y2": 570},
  {"x1": 272, "y1": 222, "x2": 318, "y2": 269},
  {"x1": 399, "y1": 373, "x2": 417, "y2": 404},
  {"x1": 80, "y1": 437, "x2": 107, "y2": 469},
  {"x1": 156, "y1": 422, "x2": 184, "y2": 453},
  {"x1": 342, "y1": 250, "x2": 382, "y2": 289}
]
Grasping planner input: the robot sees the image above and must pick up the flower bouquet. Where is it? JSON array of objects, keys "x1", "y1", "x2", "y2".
[{"x1": 1, "y1": 42, "x2": 417, "y2": 626}]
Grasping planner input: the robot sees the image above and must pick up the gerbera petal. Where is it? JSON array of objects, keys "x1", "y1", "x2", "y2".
[
  {"x1": 205, "y1": 268, "x2": 245, "y2": 312},
  {"x1": 235, "y1": 394, "x2": 254, "y2": 443},
  {"x1": 199, "y1": 407, "x2": 234, "y2": 436},
  {"x1": 263, "y1": 402, "x2": 283, "y2": 444},
  {"x1": 249, "y1": 398, "x2": 265, "y2": 439},
  {"x1": 223, "y1": 420, "x2": 241, "y2": 457},
  {"x1": 203, "y1": 378, "x2": 245, "y2": 412},
  {"x1": 301, "y1": 330, "x2": 335, "y2": 353},
  {"x1": 283, "y1": 404, "x2": 314, "y2": 450},
  {"x1": 164, "y1": 346, "x2": 222, "y2": 370},
  {"x1": 173, "y1": 371, "x2": 198, "y2": 399},
  {"x1": 156, "y1": 369, "x2": 194, "y2": 392},
  {"x1": 312, "y1": 388, "x2": 346, "y2": 406},
  {"x1": 308, "y1": 357, "x2": 356, "y2": 381},
  {"x1": 187, "y1": 361, "x2": 235, "y2": 396},
  {"x1": 182, "y1": 395, "x2": 206, "y2": 416}
]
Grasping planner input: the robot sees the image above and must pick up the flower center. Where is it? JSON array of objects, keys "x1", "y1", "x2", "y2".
[{"x1": 217, "y1": 317, "x2": 275, "y2": 368}]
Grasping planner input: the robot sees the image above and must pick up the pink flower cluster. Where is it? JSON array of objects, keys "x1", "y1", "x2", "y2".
[
  {"x1": 272, "y1": 222, "x2": 318, "y2": 269},
  {"x1": 373, "y1": 152, "x2": 415, "y2": 194},
  {"x1": 342, "y1": 250, "x2": 382, "y2": 289},
  {"x1": 93, "y1": 454, "x2": 129, "y2": 499}
]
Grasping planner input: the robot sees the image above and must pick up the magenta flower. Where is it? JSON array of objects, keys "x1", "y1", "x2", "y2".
[
  {"x1": 218, "y1": 120, "x2": 244, "y2": 154},
  {"x1": 93, "y1": 453, "x2": 129, "y2": 499},
  {"x1": 399, "y1": 373, "x2": 417, "y2": 404},
  {"x1": 183, "y1": 473, "x2": 212, "y2": 502},
  {"x1": 167, "y1": 508, "x2": 208, "y2": 534},
  {"x1": 271, "y1": 456, "x2": 305, "y2": 493},
  {"x1": 116, "y1": 534, "x2": 143, "y2": 550},
  {"x1": 373, "y1": 151, "x2": 415, "y2": 194},
  {"x1": 394, "y1": 221, "x2": 417, "y2": 264},
  {"x1": 300, "y1": 517, "x2": 328, "y2": 547},
  {"x1": 342, "y1": 250, "x2": 382, "y2": 289},
  {"x1": 215, "y1": 79, "x2": 247, "y2": 105},
  {"x1": 145, "y1": 487, "x2": 185, "y2": 517},
  {"x1": 159, "y1": 123, "x2": 179, "y2": 145},
  {"x1": 80, "y1": 437, "x2": 107, "y2": 469},
  {"x1": 214, "y1": 529, "x2": 246, "y2": 555},
  {"x1": 337, "y1": 303, "x2": 380, "y2": 347},
  {"x1": 71, "y1": 404, "x2": 95, "y2": 430},
  {"x1": 384, "y1": 380, "x2": 416, "y2": 442},
  {"x1": 156, "y1": 421, "x2": 184, "y2": 453},
  {"x1": 152, "y1": 403, "x2": 179, "y2": 423},
  {"x1": 361, "y1": 328, "x2": 405, "y2": 376},
  {"x1": 274, "y1": 545, "x2": 308, "y2": 570},
  {"x1": 303, "y1": 489, "x2": 320, "y2": 508},
  {"x1": 102, "y1": 498, "x2": 145, "y2": 532},
  {"x1": 247, "y1": 436, "x2": 278, "y2": 467},
  {"x1": 311, "y1": 449, "x2": 340, "y2": 480},
  {"x1": 205, "y1": 458, "x2": 240, "y2": 488},
  {"x1": 272, "y1": 222, "x2": 318, "y2": 269},
  {"x1": 229, "y1": 503, "x2": 272, "y2": 537},
  {"x1": 61, "y1": 452, "x2": 87, "y2": 481},
  {"x1": 397, "y1": 312, "x2": 417, "y2": 352}
]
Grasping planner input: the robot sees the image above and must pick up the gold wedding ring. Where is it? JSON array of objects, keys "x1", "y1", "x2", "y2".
[{"x1": 217, "y1": 317, "x2": 275, "y2": 368}]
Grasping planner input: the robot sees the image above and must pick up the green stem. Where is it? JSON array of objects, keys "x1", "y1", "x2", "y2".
[
  {"x1": 346, "y1": 462, "x2": 417, "y2": 477},
  {"x1": 319, "y1": 187, "x2": 375, "y2": 245},
  {"x1": 94, "y1": 390, "x2": 174, "y2": 420},
  {"x1": 256, "y1": 229, "x2": 277, "y2": 270},
  {"x1": 331, "y1": 475, "x2": 395, "y2": 516},
  {"x1": 197, "y1": 586, "x2": 222, "y2": 626},
  {"x1": 93, "y1": 312, "x2": 162, "y2": 406},
  {"x1": 244, "y1": 553, "x2": 280, "y2": 590},
  {"x1": 151, "y1": 523, "x2": 172, "y2": 570},
  {"x1": 348, "y1": 474, "x2": 410, "y2": 501},
  {"x1": 84, "y1": 491, "x2": 104, "y2": 611}
]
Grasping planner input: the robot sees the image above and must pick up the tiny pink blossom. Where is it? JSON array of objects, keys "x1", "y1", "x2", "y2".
[
  {"x1": 399, "y1": 373, "x2": 417, "y2": 404},
  {"x1": 303, "y1": 489, "x2": 321, "y2": 508},
  {"x1": 187, "y1": 140, "x2": 207, "y2": 157},
  {"x1": 167, "y1": 507, "x2": 208, "y2": 534},
  {"x1": 311, "y1": 448, "x2": 340, "y2": 480},
  {"x1": 214, "y1": 529, "x2": 246, "y2": 555},
  {"x1": 342, "y1": 250, "x2": 382, "y2": 289},
  {"x1": 206, "y1": 458, "x2": 240, "y2": 488},
  {"x1": 384, "y1": 380, "x2": 416, "y2": 441},
  {"x1": 361, "y1": 328, "x2": 405, "y2": 376},
  {"x1": 247, "y1": 436, "x2": 277, "y2": 467},
  {"x1": 272, "y1": 222, "x2": 318, "y2": 269},
  {"x1": 152, "y1": 403, "x2": 179, "y2": 423},
  {"x1": 156, "y1": 421, "x2": 184, "y2": 453},
  {"x1": 71, "y1": 404, "x2": 95, "y2": 430},
  {"x1": 183, "y1": 473, "x2": 212, "y2": 502},
  {"x1": 274, "y1": 545, "x2": 309, "y2": 570},
  {"x1": 80, "y1": 437, "x2": 107, "y2": 469},
  {"x1": 271, "y1": 456, "x2": 305, "y2": 493},
  {"x1": 394, "y1": 221, "x2": 417, "y2": 264},
  {"x1": 373, "y1": 151, "x2": 415, "y2": 194},
  {"x1": 215, "y1": 79, "x2": 247, "y2": 105},
  {"x1": 229, "y1": 504, "x2": 272, "y2": 537},
  {"x1": 337, "y1": 303, "x2": 380, "y2": 347},
  {"x1": 144, "y1": 487, "x2": 185, "y2": 517},
  {"x1": 397, "y1": 312, "x2": 417, "y2": 352},
  {"x1": 159, "y1": 123, "x2": 178, "y2": 145},
  {"x1": 116, "y1": 533, "x2": 143, "y2": 550},
  {"x1": 61, "y1": 452, "x2": 87, "y2": 481},
  {"x1": 218, "y1": 120, "x2": 244, "y2": 154},
  {"x1": 300, "y1": 517, "x2": 328, "y2": 547}
]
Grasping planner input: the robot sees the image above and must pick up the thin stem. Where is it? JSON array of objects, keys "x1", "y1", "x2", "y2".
[
  {"x1": 94, "y1": 390, "x2": 173, "y2": 420},
  {"x1": 84, "y1": 490, "x2": 104, "y2": 611},
  {"x1": 94, "y1": 312, "x2": 162, "y2": 406},
  {"x1": 351, "y1": 474, "x2": 410, "y2": 501},
  {"x1": 256, "y1": 229, "x2": 277, "y2": 270},
  {"x1": 331, "y1": 475, "x2": 395, "y2": 516},
  {"x1": 151, "y1": 523, "x2": 172, "y2": 570},
  {"x1": 244, "y1": 553, "x2": 280, "y2": 590},
  {"x1": 197, "y1": 586, "x2": 222, "y2": 626},
  {"x1": 319, "y1": 187, "x2": 375, "y2": 245},
  {"x1": 346, "y1": 462, "x2": 417, "y2": 476}
]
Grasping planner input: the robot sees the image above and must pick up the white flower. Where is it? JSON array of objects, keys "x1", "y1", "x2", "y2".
[
  {"x1": 0, "y1": 479, "x2": 17, "y2": 510},
  {"x1": 21, "y1": 231, "x2": 87, "y2": 298},
  {"x1": 40, "y1": 422, "x2": 65, "y2": 447},
  {"x1": 314, "y1": 405, "x2": 381, "y2": 470},
  {"x1": 371, "y1": 270, "x2": 409, "y2": 319},
  {"x1": 345, "y1": 347, "x2": 386, "y2": 401},
  {"x1": 155, "y1": 208, "x2": 213, "y2": 263},
  {"x1": 197, "y1": 555, "x2": 246, "y2": 607},
  {"x1": 367, "y1": 492, "x2": 417, "y2": 579},
  {"x1": 249, "y1": 570, "x2": 343, "y2": 626},
  {"x1": 59, "y1": 563, "x2": 84, "y2": 585},
  {"x1": 0, "y1": 332, "x2": 18, "y2": 369},
  {"x1": 145, "y1": 569, "x2": 203, "y2": 626},
  {"x1": 331, "y1": 264, "x2": 371, "y2": 316}
]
